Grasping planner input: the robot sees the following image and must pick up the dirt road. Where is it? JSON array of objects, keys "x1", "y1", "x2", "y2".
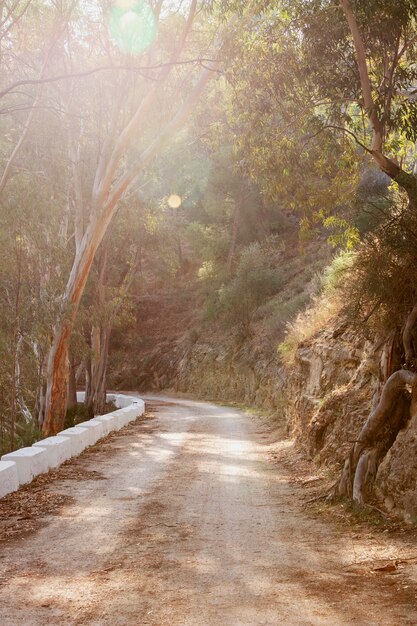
[{"x1": 1, "y1": 397, "x2": 417, "y2": 625}]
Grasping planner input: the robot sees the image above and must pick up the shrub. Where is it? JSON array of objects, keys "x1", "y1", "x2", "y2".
[{"x1": 217, "y1": 241, "x2": 284, "y2": 329}]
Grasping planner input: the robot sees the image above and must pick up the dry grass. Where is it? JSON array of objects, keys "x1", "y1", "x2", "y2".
[
  {"x1": 278, "y1": 293, "x2": 343, "y2": 364},
  {"x1": 277, "y1": 251, "x2": 355, "y2": 364}
]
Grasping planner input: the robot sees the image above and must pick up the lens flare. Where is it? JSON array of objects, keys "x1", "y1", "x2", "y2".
[
  {"x1": 109, "y1": 0, "x2": 156, "y2": 55},
  {"x1": 167, "y1": 194, "x2": 182, "y2": 209}
]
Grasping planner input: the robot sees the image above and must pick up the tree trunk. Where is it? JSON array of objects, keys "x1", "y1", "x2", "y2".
[
  {"x1": 85, "y1": 241, "x2": 110, "y2": 415},
  {"x1": 43, "y1": 321, "x2": 71, "y2": 436},
  {"x1": 67, "y1": 353, "x2": 78, "y2": 410},
  {"x1": 42, "y1": 212, "x2": 112, "y2": 436},
  {"x1": 227, "y1": 195, "x2": 242, "y2": 274},
  {"x1": 87, "y1": 324, "x2": 111, "y2": 415},
  {"x1": 85, "y1": 356, "x2": 92, "y2": 408},
  {"x1": 334, "y1": 369, "x2": 416, "y2": 503}
]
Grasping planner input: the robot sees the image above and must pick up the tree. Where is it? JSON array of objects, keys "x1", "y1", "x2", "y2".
[{"x1": 41, "y1": 1, "x2": 222, "y2": 435}]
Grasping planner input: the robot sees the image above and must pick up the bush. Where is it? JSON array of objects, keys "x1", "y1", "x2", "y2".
[{"x1": 217, "y1": 241, "x2": 283, "y2": 329}]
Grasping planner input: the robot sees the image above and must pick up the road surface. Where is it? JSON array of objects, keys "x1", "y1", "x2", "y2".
[{"x1": 0, "y1": 396, "x2": 416, "y2": 625}]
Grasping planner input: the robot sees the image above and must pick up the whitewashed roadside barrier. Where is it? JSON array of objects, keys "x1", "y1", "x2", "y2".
[
  {"x1": 0, "y1": 392, "x2": 145, "y2": 499},
  {"x1": 33, "y1": 435, "x2": 72, "y2": 468},
  {"x1": 1, "y1": 446, "x2": 49, "y2": 485},
  {"x1": 0, "y1": 461, "x2": 19, "y2": 499}
]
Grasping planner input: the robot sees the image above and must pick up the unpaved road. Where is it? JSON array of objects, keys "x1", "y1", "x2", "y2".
[{"x1": 1, "y1": 396, "x2": 417, "y2": 625}]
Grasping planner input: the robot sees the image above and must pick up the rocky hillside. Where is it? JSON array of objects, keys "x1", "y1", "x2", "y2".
[{"x1": 109, "y1": 247, "x2": 417, "y2": 523}]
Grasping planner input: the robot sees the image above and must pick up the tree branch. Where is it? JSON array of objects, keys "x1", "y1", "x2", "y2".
[
  {"x1": 305, "y1": 123, "x2": 373, "y2": 154},
  {"x1": 93, "y1": 0, "x2": 200, "y2": 209},
  {"x1": 0, "y1": 58, "x2": 220, "y2": 100},
  {"x1": 340, "y1": 0, "x2": 384, "y2": 152}
]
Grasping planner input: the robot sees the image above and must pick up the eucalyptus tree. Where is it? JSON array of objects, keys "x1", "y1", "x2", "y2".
[{"x1": 41, "y1": 1, "x2": 223, "y2": 435}]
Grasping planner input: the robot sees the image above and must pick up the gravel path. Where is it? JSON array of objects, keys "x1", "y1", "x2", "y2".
[{"x1": 0, "y1": 396, "x2": 416, "y2": 625}]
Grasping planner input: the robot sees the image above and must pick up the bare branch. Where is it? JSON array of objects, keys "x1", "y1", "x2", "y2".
[
  {"x1": 0, "y1": 58, "x2": 220, "y2": 100},
  {"x1": 304, "y1": 123, "x2": 373, "y2": 154}
]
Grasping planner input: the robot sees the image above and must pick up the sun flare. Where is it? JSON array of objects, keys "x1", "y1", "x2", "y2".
[
  {"x1": 108, "y1": 0, "x2": 156, "y2": 55},
  {"x1": 167, "y1": 194, "x2": 182, "y2": 209}
]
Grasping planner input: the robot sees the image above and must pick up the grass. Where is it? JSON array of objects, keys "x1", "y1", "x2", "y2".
[
  {"x1": 278, "y1": 251, "x2": 355, "y2": 364},
  {"x1": 278, "y1": 292, "x2": 342, "y2": 364}
]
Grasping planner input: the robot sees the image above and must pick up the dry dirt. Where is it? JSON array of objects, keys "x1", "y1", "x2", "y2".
[{"x1": 1, "y1": 396, "x2": 417, "y2": 625}]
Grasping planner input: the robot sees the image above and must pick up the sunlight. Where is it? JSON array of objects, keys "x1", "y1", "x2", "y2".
[
  {"x1": 108, "y1": 0, "x2": 156, "y2": 55},
  {"x1": 167, "y1": 193, "x2": 182, "y2": 209}
]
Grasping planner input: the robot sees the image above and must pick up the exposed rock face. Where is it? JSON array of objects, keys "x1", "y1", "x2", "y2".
[
  {"x1": 176, "y1": 338, "x2": 286, "y2": 411},
  {"x1": 280, "y1": 325, "x2": 417, "y2": 522},
  {"x1": 283, "y1": 326, "x2": 377, "y2": 466}
]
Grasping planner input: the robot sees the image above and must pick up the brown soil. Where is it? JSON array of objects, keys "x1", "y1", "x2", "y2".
[{"x1": 1, "y1": 396, "x2": 416, "y2": 625}]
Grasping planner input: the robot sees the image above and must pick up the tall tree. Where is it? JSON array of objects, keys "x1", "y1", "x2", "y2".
[{"x1": 42, "y1": 1, "x2": 222, "y2": 435}]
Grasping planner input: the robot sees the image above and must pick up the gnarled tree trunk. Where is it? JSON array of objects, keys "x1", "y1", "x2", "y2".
[{"x1": 335, "y1": 369, "x2": 416, "y2": 503}]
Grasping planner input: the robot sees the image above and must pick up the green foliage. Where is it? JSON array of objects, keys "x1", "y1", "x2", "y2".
[
  {"x1": 323, "y1": 216, "x2": 360, "y2": 250},
  {"x1": 64, "y1": 404, "x2": 94, "y2": 430},
  {"x1": 212, "y1": 240, "x2": 284, "y2": 329},
  {"x1": 341, "y1": 195, "x2": 417, "y2": 334},
  {"x1": 320, "y1": 251, "x2": 357, "y2": 294},
  {"x1": 0, "y1": 420, "x2": 42, "y2": 458}
]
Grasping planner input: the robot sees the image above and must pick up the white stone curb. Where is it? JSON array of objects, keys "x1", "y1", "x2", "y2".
[
  {"x1": 59, "y1": 426, "x2": 90, "y2": 456},
  {"x1": 75, "y1": 419, "x2": 104, "y2": 445},
  {"x1": 33, "y1": 435, "x2": 72, "y2": 468},
  {"x1": 0, "y1": 461, "x2": 19, "y2": 498},
  {"x1": 0, "y1": 392, "x2": 145, "y2": 500},
  {"x1": 1, "y1": 446, "x2": 49, "y2": 485}
]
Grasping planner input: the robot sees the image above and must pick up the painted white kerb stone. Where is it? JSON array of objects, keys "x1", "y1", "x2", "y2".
[
  {"x1": 0, "y1": 461, "x2": 19, "y2": 498},
  {"x1": 76, "y1": 419, "x2": 104, "y2": 445},
  {"x1": 59, "y1": 426, "x2": 90, "y2": 456},
  {"x1": 33, "y1": 436, "x2": 72, "y2": 468},
  {"x1": 115, "y1": 407, "x2": 134, "y2": 429},
  {"x1": 95, "y1": 414, "x2": 119, "y2": 435},
  {"x1": 1, "y1": 447, "x2": 48, "y2": 485}
]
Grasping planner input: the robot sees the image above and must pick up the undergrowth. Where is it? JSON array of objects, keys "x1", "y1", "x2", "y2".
[{"x1": 278, "y1": 251, "x2": 355, "y2": 364}]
